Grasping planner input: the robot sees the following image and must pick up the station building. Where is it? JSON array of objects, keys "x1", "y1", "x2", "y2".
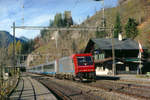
[{"x1": 84, "y1": 37, "x2": 147, "y2": 75}]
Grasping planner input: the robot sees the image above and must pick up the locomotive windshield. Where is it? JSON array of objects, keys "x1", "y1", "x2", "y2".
[{"x1": 77, "y1": 56, "x2": 93, "y2": 66}]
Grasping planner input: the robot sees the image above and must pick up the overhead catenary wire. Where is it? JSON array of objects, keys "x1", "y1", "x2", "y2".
[{"x1": 12, "y1": 26, "x2": 113, "y2": 31}]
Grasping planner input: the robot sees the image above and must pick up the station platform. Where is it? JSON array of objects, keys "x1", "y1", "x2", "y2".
[{"x1": 9, "y1": 74, "x2": 57, "y2": 100}]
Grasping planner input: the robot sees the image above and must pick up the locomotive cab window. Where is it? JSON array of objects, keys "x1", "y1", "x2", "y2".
[{"x1": 77, "y1": 56, "x2": 93, "y2": 66}]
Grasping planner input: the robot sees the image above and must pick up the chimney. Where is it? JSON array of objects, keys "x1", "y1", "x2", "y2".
[{"x1": 118, "y1": 33, "x2": 122, "y2": 41}]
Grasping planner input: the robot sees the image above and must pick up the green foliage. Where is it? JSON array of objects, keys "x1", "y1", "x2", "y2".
[
  {"x1": 40, "y1": 29, "x2": 47, "y2": 38},
  {"x1": 21, "y1": 40, "x2": 35, "y2": 54},
  {"x1": 49, "y1": 20, "x2": 54, "y2": 27},
  {"x1": 8, "y1": 43, "x2": 13, "y2": 57},
  {"x1": 38, "y1": 11, "x2": 74, "y2": 46},
  {"x1": 53, "y1": 13, "x2": 64, "y2": 27},
  {"x1": 20, "y1": 67, "x2": 26, "y2": 72},
  {"x1": 125, "y1": 18, "x2": 138, "y2": 39},
  {"x1": 114, "y1": 13, "x2": 122, "y2": 38},
  {"x1": 16, "y1": 41, "x2": 22, "y2": 55},
  {"x1": 7, "y1": 41, "x2": 22, "y2": 66},
  {"x1": 63, "y1": 11, "x2": 73, "y2": 27},
  {"x1": 40, "y1": 29, "x2": 53, "y2": 43},
  {"x1": 95, "y1": 30, "x2": 107, "y2": 38},
  {"x1": 50, "y1": 11, "x2": 73, "y2": 28},
  {"x1": 15, "y1": 41, "x2": 22, "y2": 63}
]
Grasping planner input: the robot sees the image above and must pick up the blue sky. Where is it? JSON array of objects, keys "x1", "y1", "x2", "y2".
[{"x1": 0, "y1": 0, "x2": 118, "y2": 39}]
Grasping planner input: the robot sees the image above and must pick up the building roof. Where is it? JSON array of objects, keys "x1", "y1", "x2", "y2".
[{"x1": 85, "y1": 38, "x2": 146, "y2": 52}]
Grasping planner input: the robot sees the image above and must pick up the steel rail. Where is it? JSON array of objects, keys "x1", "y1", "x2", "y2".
[
  {"x1": 18, "y1": 78, "x2": 24, "y2": 99},
  {"x1": 28, "y1": 78, "x2": 37, "y2": 100}
]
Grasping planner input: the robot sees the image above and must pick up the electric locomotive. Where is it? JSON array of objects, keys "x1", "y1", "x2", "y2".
[{"x1": 56, "y1": 53, "x2": 96, "y2": 81}]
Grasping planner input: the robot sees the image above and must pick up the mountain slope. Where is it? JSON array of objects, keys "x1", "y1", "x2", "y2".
[
  {"x1": 28, "y1": 0, "x2": 150, "y2": 66},
  {"x1": 83, "y1": 0, "x2": 150, "y2": 47},
  {"x1": 19, "y1": 36, "x2": 29, "y2": 42},
  {"x1": 0, "y1": 31, "x2": 26, "y2": 47}
]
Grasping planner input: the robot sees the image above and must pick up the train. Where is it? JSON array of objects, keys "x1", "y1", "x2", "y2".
[{"x1": 28, "y1": 53, "x2": 96, "y2": 81}]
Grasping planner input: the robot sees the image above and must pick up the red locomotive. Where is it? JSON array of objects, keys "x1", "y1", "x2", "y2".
[{"x1": 57, "y1": 53, "x2": 96, "y2": 81}]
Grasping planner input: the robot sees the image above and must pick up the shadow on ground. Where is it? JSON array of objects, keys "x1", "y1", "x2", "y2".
[{"x1": 96, "y1": 75, "x2": 120, "y2": 81}]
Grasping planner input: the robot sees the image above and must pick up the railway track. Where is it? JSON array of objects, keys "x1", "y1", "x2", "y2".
[
  {"x1": 9, "y1": 77, "x2": 37, "y2": 100},
  {"x1": 118, "y1": 79, "x2": 150, "y2": 86},
  {"x1": 18, "y1": 78, "x2": 24, "y2": 99},
  {"x1": 27, "y1": 78, "x2": 37, "y2": 100},
  {"x1": 84, "y1": 80, "x2": 150, "y2": 100},
  {"x1": 39, "y1": 79, "x2": 72, "y2": 100},
  {"x1": 33, "y1": 75, "x2": 102, "y2": 100},
  {"x1": 32, "y1": 74, "x2": 150, "y2": 100},
  {"x1": 13, "y1": 77, "x2": 37, "y2": 100}
]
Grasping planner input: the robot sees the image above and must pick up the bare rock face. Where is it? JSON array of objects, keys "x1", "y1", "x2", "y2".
[{"x1": 118, "y1": 0, "x2": 130, "y2": 5}]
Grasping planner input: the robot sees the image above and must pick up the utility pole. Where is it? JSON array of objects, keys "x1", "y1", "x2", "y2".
[
  {"x1": 111, "y1": 26, "x2": 116, "y2": 76},
  {"x1": 54, "y1": 31, "x2": 59, "y2": 73},
  {"x1": 94, "y1": 0, "x2": 116, "y2": 75},
  {"x1": 101, "y1": 0, "x2": 105, "y2": 28},
  {"x1": 13, "y1": 22, "x2": 16, "y2": 75}
]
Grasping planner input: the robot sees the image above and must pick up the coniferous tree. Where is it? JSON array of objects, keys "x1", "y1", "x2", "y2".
[
  {"x1": 21, "y1": 40, "x2": 35, "y2": 54},
  {"x1": 53, "y1": 13, "x2": 63, "y2": 27},
  {"x1": 114, "y1": 13, "x2": 122, "y2": 38},
  {"x1": 40, "y1": 29, "x2": 47, "y2": 38},
  {"x1": 50, "y1": 11, "x2": 73, "y2": 28},
  {"x1": 63, "y1": 11, "x2": 73, "y2": 27},
  {"x1": 125, "y1": 18, "x2": 138, "y2": 39},
  {"x1": 49, "y1": 20, "x2": 54, "y2": 27}
]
